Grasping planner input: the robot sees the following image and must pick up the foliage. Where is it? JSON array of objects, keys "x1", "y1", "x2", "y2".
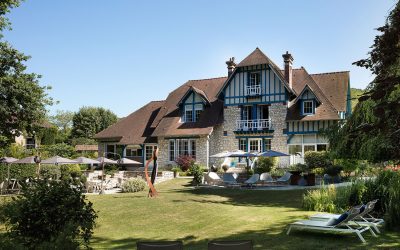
[
  {"x1": 171, "y1": 166, "x2": 181, "y2": 173},
  {"x1": 350, "y1": 88, "x2": 364, "y2": 111},
  {"x1": 0, "y1": 1, "x2": 53, "y2": 147},
  {"x1": 39, "y1": 164, "x2": 60, "y2": 180},
  {"x1": 70, "y1": 137, "x2": 97, "y2": 147},
  {"x1": 327, "y1": 3, "x2": 400, "y2": 162},
  {"x1": 71, "y1": 107, "x2": 117, "y2": 139},
  {"x1": 175, "y1": 155, "x2": 195, "y2": 172},
  {"x1": 0, "y1": 180, "x2": 97, "y2": 248},
  {"x1": 41, "y1": 143, "x2": 76, "y2": 158},
  {"x1": 60, "y1": 164, "x2": 85, "y2": 185},
  {"x1": 255, "y1": 157, "x2": 277, "y2": 174},
  {"x1": 304, "y1": 170, "x2": 400, "y2": 230},
  {"x1": 304, "y1": 151, "x2": 331, "y2": 171},
  {"x1": 0, "y1": 143, "x2": 33, "y2": 159},
  {"x1": 334, "y1": 159, "x2": 359, "y2": 177},
  {"x1": 189, "y1": 164, "x2": 204, "y2": 185},
  {"x1": 0, "y1": 163, "x2": 36, "y2": 182},
  {"x1": 49, "y1": 110, "x2": 74, "y2": 132},
  {"x1": 303, "y1": 184, "x2": 338, "y2": 213},
  {"x1": 325, "y1": 165, "x2": 343, "y2": 177},
  {"x1": 121, "y1": 178, "x2": 146, "y2": 193}
]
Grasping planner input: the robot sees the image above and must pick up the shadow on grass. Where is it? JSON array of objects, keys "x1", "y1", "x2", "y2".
[
  {"x1": 90, "y1": 219, "x2": 395, "y2": 250},
  {"x1": 172, "y1": 185, "x2": 308, "y2": 209}
]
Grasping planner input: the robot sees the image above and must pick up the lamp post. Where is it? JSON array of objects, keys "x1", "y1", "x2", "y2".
[{"x1": 99, "y1": 151, "x2": 121, "y2": 195}]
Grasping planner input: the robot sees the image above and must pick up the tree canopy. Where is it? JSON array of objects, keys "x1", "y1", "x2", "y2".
[
  {"x1": 327, "y1": 2, "x2": 400, "y2": 162},
  {"x1": 71, "y1": 107, "x2": 117, "y2": 139},
  {"x1": 0, "y1": 0, "x2": 52, "y2": 147}
]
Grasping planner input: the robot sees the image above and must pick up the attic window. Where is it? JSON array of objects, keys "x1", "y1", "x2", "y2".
[
  {"x1": 303, "y1": 100, "x2": 314, "y2": 115},
  {"x1": 249, "y1": 72, "x2": 260, "y2": 86},
  {"x1": 183, "y1": 104, "x2": 203, "y2": 122}
]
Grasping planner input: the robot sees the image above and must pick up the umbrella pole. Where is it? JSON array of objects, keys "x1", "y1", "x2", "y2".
[
  {"x1": 99, "y1": 157, "x2": 105, "y2": 194},
  {"x1": 7, "y1": 163, "x2": 10, "y2": 192}
]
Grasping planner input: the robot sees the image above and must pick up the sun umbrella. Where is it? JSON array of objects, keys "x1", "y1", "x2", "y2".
[
  {"x1": 96, "y1": 157, "x2": 117, "y2": 164},
  {"x1": 41, "y1": 156, "x2": 79, "y2": 165},
  {"x1": 229, "y1": 151, "x2": 259, "y2": 157},
  {"x1": 258, "y1": 150, "x2": 289, "y2": 157},
  {"x1": 210, "y1": 151, "x2": 232, "y2": 158},
  {"x1": 74, "y1": 157, "x2": 100, "y2": 164},
  {"x1": 12, "y1": 156, "x2": 39, "y2": 164},
  {"x1": 117, "y1": 157, "x2": 141, "y2": 164}
]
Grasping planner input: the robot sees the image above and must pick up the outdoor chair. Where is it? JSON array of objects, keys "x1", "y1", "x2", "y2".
[
  {"x1": 287, "y1": 207, "x2": 377, "y2": 243},
  {"x1": 276, "y1": 172, "x2": 292, "y2": 184},
  {"x1": 137, "y1": 241, "x2": 183, "y2": 250},
  {"x1": 309, "y1": 200, "x2": 384, "y2": 233},
  {"x1": 222, "y1": 173, "x2": 240, "y2": 187},
  {"x1": 244, "y1": 174, "x2": 259, "y2": 188},
  {"x1": 259, "y1": 173, "x2": 276, "y2": 185},
  {"x1": 208, "y1": 240, "x2": 253, "y2": 250},
  {"x1": 205, "y1": 172, "x2": 223, "y2": 185}
]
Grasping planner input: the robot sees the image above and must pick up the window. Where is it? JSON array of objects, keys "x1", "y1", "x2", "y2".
[
  {"x1": 317, "y1": 144, "x2": 328, "y2": 151},
  {"x1": 304, "y1": 145, "x2": 316, "y2": 153},
  {"x1": 169, "y1": 140, "x2": 175, "y2": 161},
  {"x1": 223, "y1": 131, "x2": 228, "y2": 136},
  {"x1": 26, "y1": 137, "x2": 36, "y2": 149},
  {"x1": 263, "y1": 139, "x2": 271, "y2": 151},
  {"x1": 183, "y1": 104, "x2": 203, "y2": 122},
  {"x1": 242, "y1": 106, "x2": 253, "y2": 120},
  {"x1": 258, "y1": 105, "x2": 269, "y2": 120},
  {"x1": 106, "y1": 144, "x2": 116, "y2": 158},
  {"x1": 303, "y1": 100, "x2": 314, "y2": 115},
  {"x1": 145, "y1": 145, "x2": 157, "y2": 160},
  {"x1": 249, "y1": 72, "x2": 260, "y2": 86},
  {"x1": 184, "y1": 106, "x2": 193, "y2": 122},
  {"x1": 239, "y1": 138, "x2": 247, "y2": 151},
  {"x1": 249, "y1": 139, "x2": 261, "y2": 152},
  {"x1": 168, "y1": 139, "x2": 196, "y2": 161},
  {"x1": 125, "y1": 146, "x2": 143, "y2": 157},
  {"x1": 195, "y1": 104, "x2": 203, "y2": 121},
  {"x1": 289, "y1": 145, "x2": 302, "y2": 155}
]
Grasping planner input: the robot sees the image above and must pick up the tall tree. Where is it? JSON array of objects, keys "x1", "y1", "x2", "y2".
[
  {"x1": 49, "y1": 110, "x2": 74, "y2": 132},
  {"x1": 0, "y1": 0, "x2": 53, "y2": 147},
  {"x1": 327, "y1": 2, "x2": 400, "y2": 162},
  {"x1": 71, "y1": 107, "x2": 117, "y2": 139}
]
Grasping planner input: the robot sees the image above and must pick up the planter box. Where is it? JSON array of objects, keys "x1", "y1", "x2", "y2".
[
  {"x1": 289, "y1": 171, "x2": 302, "y2": 185},
  {"x1": 304, "y1": 173, "x2": 316, "y2": 186}
]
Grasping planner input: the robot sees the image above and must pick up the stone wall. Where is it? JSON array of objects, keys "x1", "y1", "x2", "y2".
[
  {"x1": 157, "y1": 136, "x2": 209, "y2": 168},
  {"x1": 269, "y1": 102, "x2": 290, "y2": 166}
]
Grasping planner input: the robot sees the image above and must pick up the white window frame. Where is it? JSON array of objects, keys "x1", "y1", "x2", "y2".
[
  {"x1": 248, "y1": 138, "x2": 262, "y2": 153},
  {"x1": 168, "y1": 139, "x2": 196, "y2": 162},
  {"x1": 249, "y1": 72, "x2": 260, "y2": 86},
  {"x1": 303, "y1": 100, "x2": 314, "y2": 115}
]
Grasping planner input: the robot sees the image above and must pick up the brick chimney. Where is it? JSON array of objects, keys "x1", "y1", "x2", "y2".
[
  {"x1": 226, "y1": 57, "x2": 236, "y2": 77},
  {"x1": 282, "y1": 51, "x2": 293, "y2": 88}
]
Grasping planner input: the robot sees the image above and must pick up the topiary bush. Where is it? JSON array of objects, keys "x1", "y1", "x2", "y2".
[
  {"x1": 189, "y1": 164, "x2": 204, "y2": 185},
  {"x1": 255, "y1": 157, "x2": 277, "y2": 174},
  {"x1": 0, "y1": 180, "x2": 97, "y2": 248},
  {"x1": 304, "y1": 151, "x2": 331, "y2": 172},
  {"x1": 121, "y1": 178, "x2": 146, "y2": 193}
]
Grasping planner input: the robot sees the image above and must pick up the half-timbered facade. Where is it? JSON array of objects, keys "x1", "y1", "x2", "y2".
[{"x1": 94, "y1": 48, "x2": 351, "y2": 168}]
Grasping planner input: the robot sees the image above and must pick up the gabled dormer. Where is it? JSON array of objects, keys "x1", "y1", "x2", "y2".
[
  {"x1": 292, "y1": 85, "x2": 322, "y2": 116},
  {"x1": 218, "y1": 48, "x2": 296, "y2": 106},
  {"x1": 178, "y1": 86, "x2": 210, "y2": 123}
]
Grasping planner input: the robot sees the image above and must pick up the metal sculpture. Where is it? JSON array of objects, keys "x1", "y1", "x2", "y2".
[{"x1": 144, "y1": 148, "x2": 159, "y2": 197}]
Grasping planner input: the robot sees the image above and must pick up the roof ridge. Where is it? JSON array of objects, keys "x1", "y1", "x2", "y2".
[
  {"x1": 310, "y1": 71, "x2": 350, "y2": 76},
  {"x1": 150, "y1": 100, "x2": 166, "y2": 103},
  {"x1": 187, "y1": 76, "x2": 227, "y2": 82}
]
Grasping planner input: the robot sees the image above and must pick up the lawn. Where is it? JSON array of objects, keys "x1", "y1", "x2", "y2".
[{"x1": 87, "y1": 178, "x2": 400, "y2": 249}]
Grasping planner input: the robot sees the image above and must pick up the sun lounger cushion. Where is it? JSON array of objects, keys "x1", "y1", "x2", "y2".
[{"x1": 326, "y1": 212, "x2": 349, "y2": 226}]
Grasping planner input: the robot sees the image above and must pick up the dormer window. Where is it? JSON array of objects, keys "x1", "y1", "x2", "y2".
[
  {"x1": 249, "y1": 72, "x2": 260, "y2": 86},
  {"x1": 184, "y1": 106, "x2": 193, "y2": 122},
  {"x1": 183, "y1": 104, "x2": 203, "y2": 122},
  {"x1": 303, "y1": 100, "x2": 314, "y2": 115}
]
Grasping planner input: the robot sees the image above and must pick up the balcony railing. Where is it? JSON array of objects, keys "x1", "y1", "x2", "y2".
[
  {"x1": 246, "y1": 85, "x2": 261, "y2": 96},
  {"x1": 236, "y1": 119, "x2": 272, "y2": 131}
]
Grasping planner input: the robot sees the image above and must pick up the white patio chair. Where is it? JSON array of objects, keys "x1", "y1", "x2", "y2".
[
  {"x1": 259, "y1": 173, "x2": 275, "y2": 184},
  {"x1": 205, "y1": 172, "x2": 223, "y2": 185},
  {"x1": 276, "y1": 172, "x2": 292, "y2": 184},
  {"x1": 309, "y1": 200, "x2": 384, "y2": 233},
  {"x1": 287, "y1": 207, "x2": 377, "y2": 243},
  {"x1": 244, "y1": 174, "x2": 259, "y2": 188}
]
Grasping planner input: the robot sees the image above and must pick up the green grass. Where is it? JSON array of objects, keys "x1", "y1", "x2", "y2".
[{"x1": 87, "y1": 179, "x2": 400, "y2": 249}]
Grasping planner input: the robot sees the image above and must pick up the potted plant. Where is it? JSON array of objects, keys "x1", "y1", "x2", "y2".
[
  {"x1": 289, "y1": 163, "x2": 306, "y2": 185},
  {"x1": 171, "y1": 167, "x2": 181, "y2": 178}
]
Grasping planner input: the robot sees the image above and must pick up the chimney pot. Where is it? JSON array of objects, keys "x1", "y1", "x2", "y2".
[
  {"x1": 226, "y1": 57, "x2": 236, "y2": 77},
  {"x1": 282, "y1": 52, "x2": 294, "y2": 89}
]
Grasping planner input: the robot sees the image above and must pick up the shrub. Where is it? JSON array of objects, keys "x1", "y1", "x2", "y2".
[
  {"x1": 0, "y1": 180, "x2": 97, "y2": 248},
  {"x1": 255, "y1": 157, "x2": 277, "y2": 174},
  {"x1": 41, "y1": 143, "x2": 76, "y2": 158},
  {"x1": 60, "y1": 164, "x2": 85, "y2": 185},
  {"x1": 303, "y1": 184, "x2": 339, "y2": 213},
  {"x1": 121, "y1": 178, "x2": 146, "y2": 193},
  {"x1": 325, "y1": 165, "x2": 343, "y2": 176},
  {"x1": 304, "y1": 151, "x2": 331, "y2": 172},
  {"x1": 0, "y1": 163, "x2": 36, "y2": 182},
  {"x1": 40, "y1": 164, "x2": 61, "y2": 180},
  {"x1": 175, "y1": 155, "x2": 195, "y2": 172},
  {"x1": 335, "y1": 159, "x2": 359, "y2": 177},
  {"x1": 189, "y1": 164, "x2": 204, "y2": 185}
]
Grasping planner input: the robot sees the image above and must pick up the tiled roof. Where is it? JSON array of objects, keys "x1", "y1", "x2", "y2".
[
  {"x1": 94, "y1": 100, "x2": 165, "y2": 144},
  {"x1": 152, "y1": 77, "x2": 226, "y2": 137}
]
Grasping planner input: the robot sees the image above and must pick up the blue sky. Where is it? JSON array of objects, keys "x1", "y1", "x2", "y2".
[{"x1": 4, "y1": 0, "x2": 396, "y2": 117}]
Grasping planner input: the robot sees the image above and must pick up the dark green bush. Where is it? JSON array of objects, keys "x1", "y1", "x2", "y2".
[
  {"x1": 304, "y1": 151, "x2": 331, "y2": 171},
  {"x1": 189, "y1": 164, "x2": 204, "y2": 185},
  {"x1": 60, "y1": 164, "x2": 85, "y2": 185},
  {"x1": 41, "y1": 143, "x2": 76, "y2": 158},
  {"x1": 0, "y1": 163, "x2": 36, "y2": 182},
  {"x1": 325, "y1": 165, "x2": 343, "y2": 176},
  {"x1": 255, "y1": 157, "x2": 277, "y2": 174},
  {"x1": 40, "y1": 164, "x2": 61, "y2": 180},
  {"x1": 0, "y1": 180, "x2": 97, "y2": 248}
]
